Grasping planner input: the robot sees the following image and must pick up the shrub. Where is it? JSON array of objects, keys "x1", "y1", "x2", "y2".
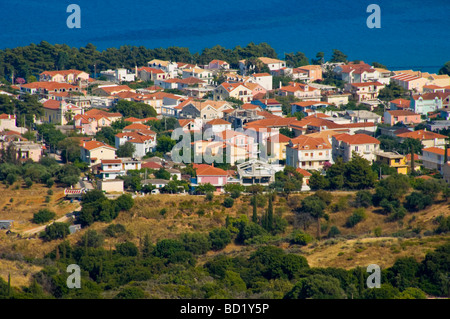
[
  {"x1": 345, "y1": 208, "x2": 366, "y2": 228},
  {"x1": 209, "y1": 228, "x2": 232, "y2": 251},
  {"x1": 223, "y1": 197, "x2": 234, "y2": 208},
  {"x1": 159, "y1": 208, "x2": 167, "y2": 216},
  {"x1": 355, "y1": 190, "x2": 372, "y2": 208},
  {"x1": 205, "y1": 192, "x2": 214, "y2": 201},
  {"x1": 374, "y1": 227, "x2": 382, "y2": 237},
  {"x1": 116, "y1": 241, "x2": 139, "y2": 257},
  {"x1": 330, "y1": 197, "x2": 348, "y2": 212},
  {"x1": 78, "y1": 230, "x2": 104, "y2": 248},
  {"x1": 104, "y1": 224, "x2": 126, "y2": 237},
  {"x1": 6, "y1": 173, "x2": 17, "y2": 185},
  {"x1": 45, "y1": 196, "x2": 51, "y2": 203},
  {"x1": 180, "y1": 232, "x2": 211, "y2": 255},
  {"x1": 290, "y1": 230, "x2": 314, "y2": 245},
  {"x1": 327, "y1": 226, "x2": 341, "y2": 238},
  {"x1": 32, "y1": 209, "x2": 56, "y2": 224},
  {"x1": 404, "y1": 192, "x2": 432, "y2": 212},
  {"x1": 47, "y1": 189, "x2": 53, "y2": 195},
  {"x1": 40, "y1": 222, "x2": 70, "y2": 241},
  {"x1": 24, "y1": 177, "x2": 33, "y2": 188}
]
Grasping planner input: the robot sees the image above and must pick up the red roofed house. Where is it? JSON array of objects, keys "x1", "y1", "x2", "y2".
[
  {"x1": 92, "y1": 85, "x2": 134, "y2": 96},
  {"x1": 137, "y1": 67, "x2": 170, "y2": 82},
  {"x1": 193, "y1": 164, "x2": 228, "y2": 192},
  {"x1": 213, "y1": 82, "x2": 253, "y2": 103},
  {"x1": 293, "y1": 65, "x2": 323, "y2": 83},
  {"x1": 383, "y1": 110, "x2": 422, "y2": 126},
  {"x1": 332, "y1": 133, "x2": 380, "y2": 162},
  {"x1": 421, "y1": 147, "x2": 450, "y2": 173},
  {"x1": 396, "y1": 129, "x2": 447, "y2": 148},
  {"x1": 39, "y1": 69, "x2": 89, "y2": 85},
  {"x1": 115, "y1": 130, "x2": 156, "y2": 158},
  {"x1": 208, "y1": 60, "x2": 230, "y2": 70},
  {"x1": 249, "y1": 72, "x2": 273, "y2": 91},
  {"x1": 286, "y1": 135, "x2": 332, "y2": 170},
  {"x1": 296, "y1": 167, "x2": 312, "y2": 188},
  {"x1": 41, "y1": 99, "x2": 83, "y2": 125},
  {"x1": 278, "y1": 82, "x2": 321, "y2": 101},
  {"x1": 215, "y1": 129, "x2": 257, "y2": 160},
  {"x1": 345, "y1": 81, "x2": 385, "y2": 102},
  {"x1": 80, "y1": 140, "x2": 117, "y2": 166},
  {"x1": 389, "y1": 98, "x2": 411, "y2": 110}
]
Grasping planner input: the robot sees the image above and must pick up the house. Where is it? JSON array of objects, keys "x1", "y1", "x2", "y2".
[
  {"x1": 39, "y1": 69, "x2": 89, "y2": 85},
  {"x1": 374, "y1": 151, "x2": 409, "y2": 174},
  {"x1": 97, "y1": 159, "x2": 125, "y2": 180},
  {"x1": 20, "y1": 82, "x2": 80, "y2": 97},
  {"x1": 193, "y1": 164, "x2": 228, "y2": 192},
  {"x1": 0, "y1": 130, "x2": 27, "y2": 143},
  {"x1": 11, "y1": 141, "x2": 44, "y2": 162},
  {"x1": 257, "y1": 57, "x2": 286, "y2": 72},
  {"x1": 236, "y1": 160, "x2": 276, "y2": 186},
  {"x1": 389, "y1": 98, "x2": 411, "y2": 110},
  {"x1": 141, "y1": 178, "x2": 170, "y2": 189},
  {"x1": 293, "y1": 65, "x2": 323, "y2": 82},
  {"x1": 267, "y1": 133, "x2": 291, "y2": 162},
  {"x1": 296, "y1": 167, "x2": 312, "y2": 188},
  {"x1": 208, "y1": 60, "x2": 230, "y2": 70},
  {"x1": 213, "y1": 82, "x2": 253, "y2": 103},
  {"x1": 41, "y1": 99, "x2": 83, "y2": 125},
  {"x1": 204, "y1": 119, "x2": 232, "y2": 133},
  {"x1": 100, "y1": 68, "x2": 136, "y2": 83},
  {"x1": 286, "y1": 135, "x2": 332, "y2": 170},
  {"x1": 244, "y1": 82, "x2": 267, "y2": 100},
  {"x1": 249, "y1": 73, "x2": 273, "y2": 91},
  {"x1": 0, "y1": 114, "x2": 26, "y2": 134},
  {"x1": 345, "y1": 82, "x2": 385, "y2": 102},
  {"x1": 322, "y1": 93, "x2": 351, "y2": 106},
  {"x1": 334, "y1": 62, "x2": 377, "y2": 83},
  {"x1": 115, "y1": 130, "x2": 157, "y2": 158},
  {"x1": 383, "y1": 110, "x2": 422, "y2": 126},
  {"x1": 391, "y1": 73, "x2": 428, "y2": 92},
  {"x1": 214, "y1": 129, "x2": 257, "y2": 160},
  {"x1": 194, "y1": 140, "x2": 247, "y2": 165},
  {"x1": 137, "y1": 67, "x2": 170, "y2": 82},
  {"x1": 345, "y1": 110, "x2": 382, "y2": 124},
  {"x1": 80, "y1": 140, "x2": 117, "y2": 166},
  {"x1": 147, "y1": 59, "x2": 178, "y2": 78},
  {"x1": 182, "y1": 67, "x2": 213, "y2": 84},
  {"x1": 290, "y1": 101, "x2": 333, "y2": 115},
  {"x1": 421, "y1": 147, "x2": 450, "y2": 173},
  {"x1": 92, "y1": 85, "x2": 134, "y2": 96},
  {"x1": 396, "y1": 130, "x2": 447, "y2": 149},
  {"x1": 251, "y1": 99, "x2": 283, "y2": 117},
  {"x1": 410, "y1": 93, "x2": 448, "y2": 115},
  {"x1": 180, "y1": 100, "x2": 233, "y2": 120},
  {"x1": 332, "y1": 133, "x2": 380, "y2": 162},
  {"x1": 278, "y1": 82, "x2": 321, "y2": 101},
  {"x1": 177, "y1": 119, "x2": 202, "y2": 133}
]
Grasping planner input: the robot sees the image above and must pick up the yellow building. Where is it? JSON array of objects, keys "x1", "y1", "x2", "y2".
[
  {"x1": 267, "y1": 133, "x2": 291, "y2": 162},
  {"x1": 374, "y1": 151, "x2": 408, "y2": 174}
]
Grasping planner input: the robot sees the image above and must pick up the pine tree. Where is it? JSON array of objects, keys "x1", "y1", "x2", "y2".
[{"x1": 410, "y1": 147, "x2": 415, "y2": 174}]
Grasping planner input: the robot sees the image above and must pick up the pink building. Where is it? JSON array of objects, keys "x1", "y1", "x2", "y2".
[
  {"x1": 383, "y1": 110, "x2": 422, "y2": 126},
  {"x1": 193, "y1": 164, "x2": 228, "y2": 192}
]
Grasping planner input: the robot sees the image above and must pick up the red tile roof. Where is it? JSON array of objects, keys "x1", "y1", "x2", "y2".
[
  {"x1": 290, "y1": 135, "x2": 331, "y2": 150},
  {"x1": 206, "y1": 119, "x2": 231, "y2": 125},
  {"x1": 333, "y1": 133, "x2": 380, "y2": 145},
  {"x1": 82, "y1": 140, "x2": 116, "y2": 151},
  {"x1": 422, "y1": 147, "x2": 450, "y2": 156},
  {"x1": 397, "y1": 129, "x2": 447, "y2": 140},
  {"x1": 386, "y1": 110, "x2": 419, "y2": 116},
  {"x1": 267, "y1": 133, "x2": 291, "y2": 143},
  {"x1": 296, "y1": 167, "x2": 312, "y2": 177},
  {"x1": 193, "y1": 164, "x2": 228, "y2": 176}
]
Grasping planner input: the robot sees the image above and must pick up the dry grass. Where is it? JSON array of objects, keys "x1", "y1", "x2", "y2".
[
  {"x1": 0, "y1": 182, "x2": 79, "y2": 232},
  {"x1": 0, "y1": 190, "x2": 448, "y2": 288},
  {"x1": 0, "y1": 259, "x2": 42, "y2": 289}
]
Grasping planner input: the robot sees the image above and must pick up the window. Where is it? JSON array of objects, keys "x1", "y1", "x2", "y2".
[{"x1": 355, "y1": 146, "x2": 359, "y2": 152}]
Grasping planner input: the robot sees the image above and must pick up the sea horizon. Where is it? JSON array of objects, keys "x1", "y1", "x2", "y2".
[{"x1": 1, "y1": 0, "x2": 449, "y2": 73}]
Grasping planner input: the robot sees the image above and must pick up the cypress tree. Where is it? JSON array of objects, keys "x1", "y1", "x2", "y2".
[
  {"x1": 252, "y1": 194, "x2": 257, "y2": 223},
  {"x1": 267, "y1": 195, "x2": 273, "y2": 231}
]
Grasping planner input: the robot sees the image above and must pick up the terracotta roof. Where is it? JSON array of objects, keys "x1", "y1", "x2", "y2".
[
  {"x1": 101, "y1": 159, "x2": 122, "y2": 164},
  {"x1": 422, "y1": 147, "x2": 450, "y2": 156},
  {"x1": 251, "y1": 73, "x2": 271, "y2": 77},
  {"x1": 193, "y1": 164, "x2": 228, "y2": 176},
  {"x1": 257, "y1": 57, "x2": 285, "y2": 64},
  {"x1": 138, "y1": 67, "x2": 165, "y2": 74},
  {"x1": 257, "y1": 99, "x2": 281, "y2": 105},
  {"x1": 412, "y1": 92, "x2": 450, "y2": 101},
  {"x1": 142, "y1": 162, "x2": 163, "y2": 169},
  {"x1": 350, "y1": 81, "x2": 384, "y2": 87},
  {"x1": 40, "y1": 69, "x2": 86, "y2": 76},
  {"x1": 97, "y1": 85, "x2": 132, "y2": 94},
  {"x1": 206, "y1": 119, "x2": 231, "y2": 126},
  {"x1": 82, "y1": 140, "x2": 116, "y2": 151},
  {"x1": 0, "y1": 114, "x2": 15, "y2": 119},
  {"x1": 123, "y1": 123, "x2": 150, "y2": 131},
  {"x1": 296, "y1": 167, "x2": 312, "y2": 177},
  {"x1": 386, "y1": 110, "x2": 419, "y2": 116},
  {"x1": 289, "y1": 135, "x2": 331, "y2": 150},
  {"x1": 85, "y1": 109, "x2": 122, "y2": 118},
  {"x1": 389, "y1": 98, "x2": 411, "y2": 107},
  {"x1": 245, "y1": 117, "x2": 301, "y2": 128},
  {"x1": 333, "y1": 133, "x2": 380, "y2": 145},
  {"x1": 179, "y1": 77, "x2": 206, "y2": 85},
  {"x1": 397, "y1": 129, "x2": 447, "y2": 140},
  {"x1": 241, "y1": 103, "x2": 260, "y2": 110},
  {"x1": 267, "y1": 133, "x2": 291, "y2": 143}
]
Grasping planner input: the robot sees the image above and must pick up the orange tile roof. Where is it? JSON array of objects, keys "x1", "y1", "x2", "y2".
[
  {"x1": 40, "y1": 69, "x2": 86, "y2": 76},
  {"x1": 267, "y1": 133, "x2": 291, "y2": 143},
  {"x1": 295, "y1": 167, "x2": 312, "y2": 177},
  {"x1": 386, "y1": 110, "x2": 419, "y2": 116},
  {"x1": 333, "y1": 133, "x2": 380, "y2": 145},
  {"x1": 251, "y1": 72, "x2": 271, "y2": 77},
  {"x1": 101, "y1": 159, "x2": 122, "y2": 164},
  {"x1": 123, "y1": 123, "x2": 151, "y2": 131},
  {"x1": 397, "y1": 129, "x2": 447, "y2": 140},
  {"x1": 193, "y1": 164, "x2": 228, "y2": 176},
  {"x1": 206, "y1": 119, "x2": 231, "y2": 125},
  {"x1": 290, "y1": 135, "x2": 331, "y2": 150},
  {"x1": 82, "y1": 140, "x2": 116, "y2": 151},
  {"x1": 245, "y1": 117, "x2": 301, "y2": 128},
  {"x1": 422, "y1": 147, "x2": 450, "y2": 156}
]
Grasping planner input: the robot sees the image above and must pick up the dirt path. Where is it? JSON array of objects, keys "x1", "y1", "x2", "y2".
[{"x1": 19, "y1": 205, "x2": 81, "y2": 236}]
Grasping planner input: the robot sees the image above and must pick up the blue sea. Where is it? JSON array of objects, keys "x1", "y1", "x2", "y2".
[{"x1": 1, "y1": 0, "x2": 449, "y2": 73}]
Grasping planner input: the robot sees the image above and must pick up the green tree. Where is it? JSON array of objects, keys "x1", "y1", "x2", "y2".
[
  {"x1": 209, "y1": 228, "x2": 232, "y2": 251},
  {"x1": 330, "y1": 49, "x2": 348, "y2": 63},
  {"x1": 438, "y1": 61, "x2": 450, "y2": 76},
  {"x1": 116, "y1": 142, "x2": 136, "y2": 158},
  {"x1": 285, "y1": 274, "x2": 346, "y2": 299},
  {"x1": 32, "y1": 209, "x2": 56, "y2": 224},
  {"x1": 296, "y1": 195, "x2": 327, "y2": 239},
  {"x1": 40, "y1": 222, "x2": 70, "y2": 241}
]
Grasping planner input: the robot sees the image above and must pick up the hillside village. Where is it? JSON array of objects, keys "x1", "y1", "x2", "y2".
[
  {"x1": 1, "y1": 56, "x2": 450, "y2": 196},
  {"x1": 0, "y1": 45, "x2": 449, "y2": 300}
]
